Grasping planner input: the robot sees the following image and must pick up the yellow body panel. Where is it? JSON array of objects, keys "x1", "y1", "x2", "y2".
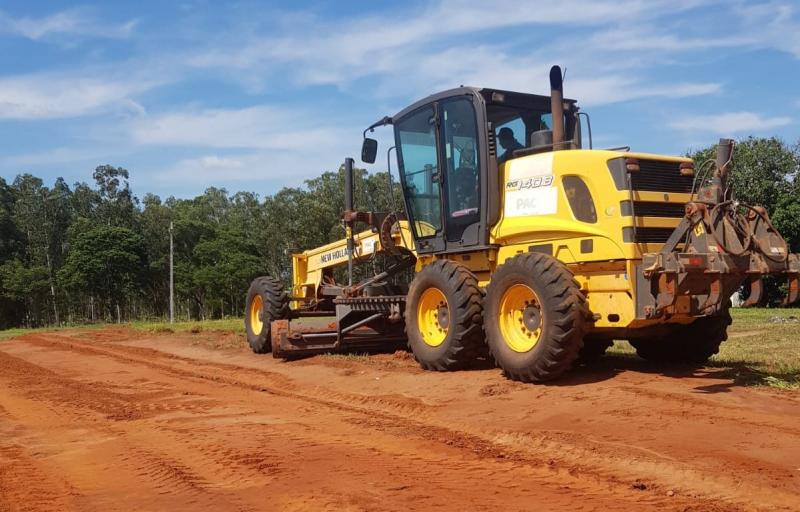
[
  {"x1": 288, "y1": 148, "x2": 694, "y2": 334},
  {"x1": 290, "y1": 222, "x2": 417, "y2": 302}
]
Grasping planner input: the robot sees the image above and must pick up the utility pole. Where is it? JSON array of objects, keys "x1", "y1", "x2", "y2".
[{"x1": 169, "y1": 221, "x2": 175, "y2": 324}]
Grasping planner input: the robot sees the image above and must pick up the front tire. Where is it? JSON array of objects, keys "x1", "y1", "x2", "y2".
[
  {"x1": 405, "y1": 260, "x2": 485, "y2": 371},
  {"x1": 484, "y1": 253, "x2": 588, "y2": 382},
  {"x1": 245, "y1": 276, "x2": 290, "y2": 353}
]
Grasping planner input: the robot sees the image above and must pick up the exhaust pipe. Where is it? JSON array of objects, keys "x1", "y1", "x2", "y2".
[
  {"x1": 344, "y1": 157, "x2": 355, "y2": 286},
  {"x1": 549, "y1": 65, "x2": 565, "y2": 150}
]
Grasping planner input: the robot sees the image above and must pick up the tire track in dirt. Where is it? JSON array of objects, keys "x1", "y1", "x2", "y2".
[
  {"x1": 1, "y1": 337, "x2": 654, "y2": 512},
  {"x1": 0, "y1": 350, "x2": 288, "y2": 512},
  {"x1": 0, "y1": 403, "x2": 80, "y2": 512},
  {"x1": 17, "y1": 332, "x2": 794, "y2": 511}
]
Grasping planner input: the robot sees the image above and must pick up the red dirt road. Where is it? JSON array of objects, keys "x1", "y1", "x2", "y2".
[{"x1": 0, "y1": 329, "x2": 799, "y2": 511}]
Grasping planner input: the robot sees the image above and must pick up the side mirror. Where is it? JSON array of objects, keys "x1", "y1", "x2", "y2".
[{"x1": 361, "y1": 138, "x2": 378, "y2": 164}]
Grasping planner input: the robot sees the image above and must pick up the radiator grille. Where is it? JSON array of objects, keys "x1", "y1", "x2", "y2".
[
  {"x1": 633, "y1": 227, "x2": 676, "y2": 243},
  {"x1": 630, "y1": 160, "x2": 694, "y2": 193},
  {"x1": 632, "y1": 201, "x2": 685, "y2": 218}
]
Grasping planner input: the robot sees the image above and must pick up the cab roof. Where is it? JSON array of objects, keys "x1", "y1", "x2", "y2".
[{"x1": 393, "y1": 86, "x2": 578, "y2": 121}]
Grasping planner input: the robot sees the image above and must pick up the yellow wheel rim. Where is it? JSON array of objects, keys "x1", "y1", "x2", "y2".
[
  {"x1": 499, "y1": 284, "x2": 543, "y2": 353},
  {"x1": 250, "y1": 294, "x2": 264, "y2": 334},
  {"x1": 417, "y1": 287, "x2": 449, "y2": 347}
]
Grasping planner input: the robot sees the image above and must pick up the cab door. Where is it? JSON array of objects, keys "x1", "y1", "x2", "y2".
[
  {"x1": 439, "y1": 96, "x2": 482, "y2": 248},
  {"x1": 395, "y1": 96, "x2": 483, "y2": 254},
  {"x1": 395, "y1": 104, "x2": 447, "y2": 254}
]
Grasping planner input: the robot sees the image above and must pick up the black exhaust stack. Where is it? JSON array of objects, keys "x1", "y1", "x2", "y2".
[
  {"x1": 344, "y1": 157, "x2": 355, "y2": 286},
  {"x1": 549, "y1": 65, "x2": 565, "y2": 150}
]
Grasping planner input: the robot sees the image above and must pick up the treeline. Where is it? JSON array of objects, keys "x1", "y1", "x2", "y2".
[
  {"x1": 1, "y1": 136, "x2": 798, "y2": 329},
  {"x1": 0, "y1": 164, "x2": 398, "y2": 328}
]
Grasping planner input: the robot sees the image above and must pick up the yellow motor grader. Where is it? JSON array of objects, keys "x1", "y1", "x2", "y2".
[{"x1": 245, "y1": 66, "x2": 799, "y2": 382}]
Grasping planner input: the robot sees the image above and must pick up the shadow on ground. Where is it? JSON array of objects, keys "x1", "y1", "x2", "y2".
[
  {"x1": 553, "y1": 354, "x2": 798, "y2": 392},
  {"x1": 281, "y1": 342, "x2": 798, "y2": 391}
]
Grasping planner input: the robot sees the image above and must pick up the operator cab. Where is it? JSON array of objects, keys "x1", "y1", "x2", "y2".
[{"x1": 361, "y1": 74, "x2": 582, "y2": 255}]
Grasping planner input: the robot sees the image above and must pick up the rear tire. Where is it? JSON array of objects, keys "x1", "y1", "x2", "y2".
[
  {"x1": 405, "y1": 260, "x2": 485, "y2": 371},
  {"x1": 484, "y1": 253, "x2": 588, "y2": 382},
  {"x1": 245, "y1": 276, "x2": 290, "y2": 354},
  {"x1": 630, "y1": 305, "x2": 731, "y2": 364}
]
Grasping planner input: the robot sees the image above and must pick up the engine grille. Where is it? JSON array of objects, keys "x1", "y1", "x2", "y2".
[
  {"x1": 630, "y1": 160, "x2": 694, "y2": 193},
  {"x1": 632, "y1": 201, "x2": 686, "y2": 218},
  {"x1": 632, "y1": 227, "x2": 676, "y2": 243}
]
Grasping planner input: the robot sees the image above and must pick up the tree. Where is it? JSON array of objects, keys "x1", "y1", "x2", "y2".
[
  {"x1": 193, "y1": 229, "x2": 263, "y2": 318},
  {"x1": 0, "y1": 259, "x2": 50, "y2": 327},
  {"x1": 140, "y1": 194, "x2": 173, "y2": 317},
  {"x1": 93, "y1": 165, "x2": 138, "y2": 228},
  {"x1": 58, "y1": 226, "x2": 147, "y2": 322},
  {"x1": 0, "y1": 177, "x2": 21, "y2": 264}
]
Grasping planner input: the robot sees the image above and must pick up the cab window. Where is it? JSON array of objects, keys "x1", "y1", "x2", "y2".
[
  {"x1": 441, "y1": 98, "x2": 480, "y2": 242},
  {"x1": 395, "y1": 106, "x2": 442, "y2": 237}
]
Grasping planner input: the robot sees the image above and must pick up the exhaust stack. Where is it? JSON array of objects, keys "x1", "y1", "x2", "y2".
[
  {"x1": 344, "y1": 157, "x2": 355, "y2": 286},
  {"x1": 549, "y1": 65, "x2": 565, "y2": 150}
]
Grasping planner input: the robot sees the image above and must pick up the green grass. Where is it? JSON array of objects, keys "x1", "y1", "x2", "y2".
[
  {"x1": 609, "y1": 308, "x2": 800, "y2": 389},
  {"x1": 0, "y1": 323, "x2": 106, "y2": 341},
  {"x1": 0, "y1": 327, "x2": 35, "y2": 341},
  {"x1": 129, "y1": 318, "x2": 243, "y2": 334},
  {"x1": 0, "y1": 318, "x2": 243, "y2": 341}
]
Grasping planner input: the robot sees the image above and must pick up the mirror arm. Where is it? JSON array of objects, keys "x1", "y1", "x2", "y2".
[{"x1": 363, "y1": 116, "x2": 393, "y2": 138}]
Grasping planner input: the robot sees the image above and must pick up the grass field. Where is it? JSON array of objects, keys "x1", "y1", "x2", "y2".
[
  {"x1": 2, "y1": 309, "x2": 798, "y2": 388},
  {"x1": 130, "y1": 318, "x2": 244, "y2": 334}
]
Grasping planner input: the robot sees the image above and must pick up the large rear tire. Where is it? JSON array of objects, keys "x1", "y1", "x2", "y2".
[
  {"x1": 245, "y1": 276, "x2": 290, "y2": 354},
  {"x1": 484, "y1": 253, "x2": 588, "y2": 382},
  {"x1": 405, "y1": 260, "x2": 485, "y2": 371},
  {"x1": 630, "y1": 305, "x2": 731, "y2": 364}
]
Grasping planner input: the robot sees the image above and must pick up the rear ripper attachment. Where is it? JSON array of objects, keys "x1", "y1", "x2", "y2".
[
  {"x1": 640, "y1": 138, "x2": 800, "y2": 318},
  {"x1": 270, "y1": 158, "x2": 416, "y2": 357}
]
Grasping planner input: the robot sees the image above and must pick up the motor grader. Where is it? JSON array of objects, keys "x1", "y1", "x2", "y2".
[{"x1": 245, "y1": 66, "x2": 799, "y2": 382}]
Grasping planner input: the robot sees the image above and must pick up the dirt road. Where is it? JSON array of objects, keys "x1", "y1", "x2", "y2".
[{"x1": 0, "y1": 329, "x2": 798, "y2": 511}]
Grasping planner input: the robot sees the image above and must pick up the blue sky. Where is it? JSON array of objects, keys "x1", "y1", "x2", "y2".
[{"x1": 0, "y1": 0, "x2": 798, "y2": 199}]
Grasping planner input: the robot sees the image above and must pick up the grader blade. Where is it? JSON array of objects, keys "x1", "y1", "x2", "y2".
[
  {"x1": 271, "y1": 296, "x2": 408, "y2": 358},
  {"x1": 742, "y1": 276, "x2": 763, "y2": 308},
  {"x1": 783, "y1": 273, "x2": 799, "y2": 306}
]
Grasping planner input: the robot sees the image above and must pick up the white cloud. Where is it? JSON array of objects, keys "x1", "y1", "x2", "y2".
[
  {"x1": 589, "y1": 2, "x2": 800, "y2": 58},
  {"x1": 129, "y1": 104, "x2": 367, "y2": 185},
  {"x1": 590, "y1": 26, "x2": 755, "y2": 52},
  {"x1": 0, "y1": 147, "x2": 107, "y2": 167},
  {"x1": 362, "y1": 45, "x2": 721, "y2": 107},
  {"x1": 186, "y1": 0, "x2": 722, "y2": 90},
  {"x1": 669, "y1": 112, "x2": 792, "y2": 134},
  {"x1": 734, "y1": 2, "x2": 800, "y2": 58},
  {"x1": 0, "y1": 72, "x2": 160, "y2": 120},
  {"x1": 129, "y1": 105, "x2": 343, "y2": 151},
  {"x1": 0, "y1": 8, "x2": 137, "y2": 41},
  {"x1": 153, "y1": 150, "x2": 339, "y2": 185}
]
